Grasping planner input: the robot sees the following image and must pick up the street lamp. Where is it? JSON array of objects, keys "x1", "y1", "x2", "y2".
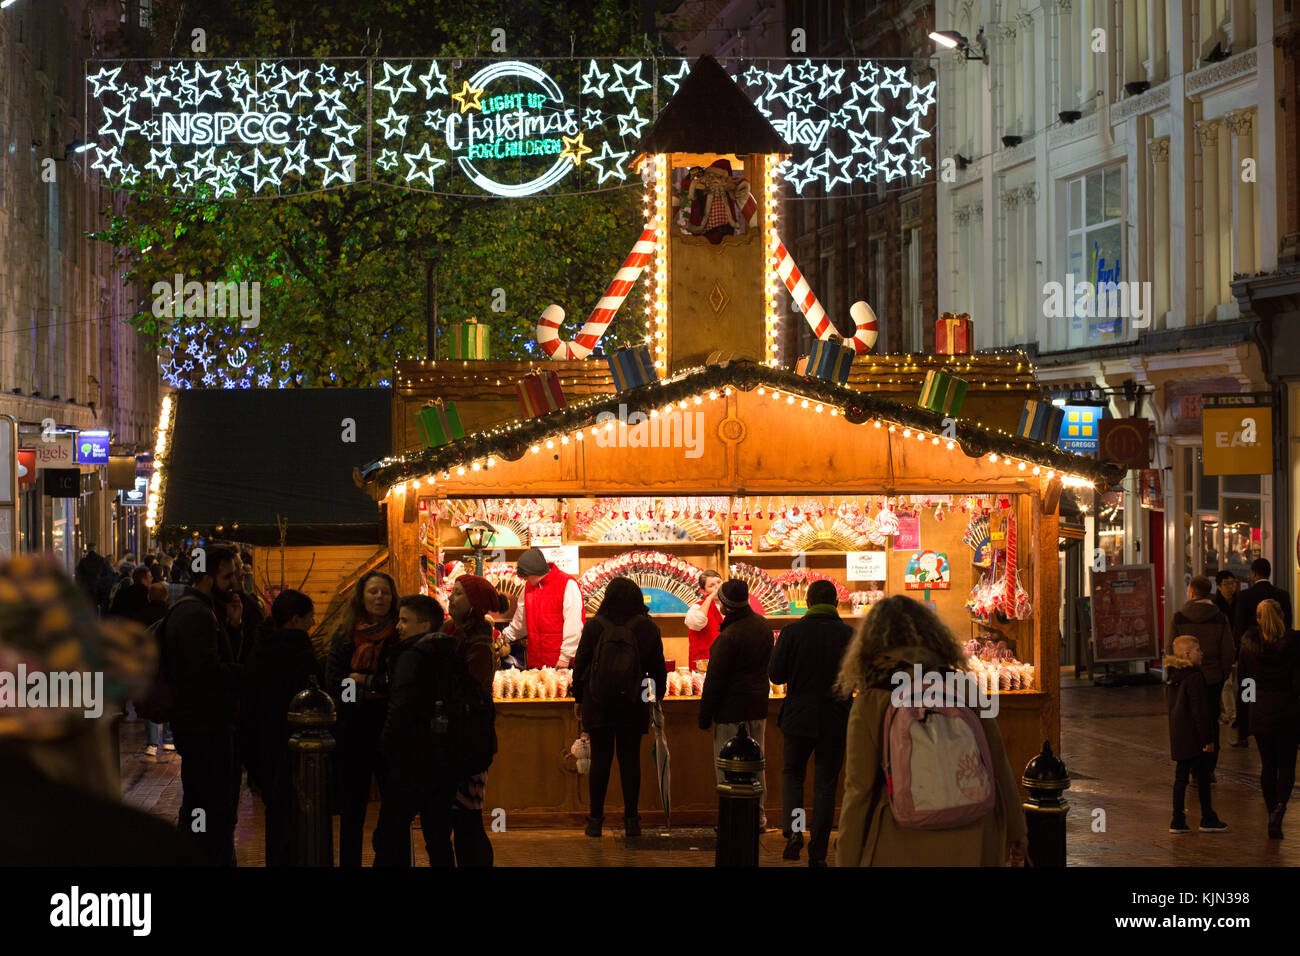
[
  {"x1": 462, "y1": 519, "x2": 495, "y2": 575},
  {"x1": 929, "y1": 28, "x2": 988, "y2": 63}
]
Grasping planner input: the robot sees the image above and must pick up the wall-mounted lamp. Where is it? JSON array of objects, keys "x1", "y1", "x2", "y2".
[
  {"x1": 1001, "y1": 134, "x2": 1023, "y2": 148},
  {"x1": 1058, "y1": 110, "x2": 1083, "y2": 124},
  {"x1": 954, "y1": 153, "x2": 971, "y2": 170},
  {"x1": 1123, "y1": 80, "x2": 1151, "y2": 96},
  {"x1": 929, "y1": 28, "x2": 988, "y2": 64}
]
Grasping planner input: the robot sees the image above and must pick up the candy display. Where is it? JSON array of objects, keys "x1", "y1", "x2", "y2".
[
  {"x1": 572, "y1": 497, "x2": 724, "y2": 541},
  {"x1": 727, "y1": 562, "x2": 788, "y2": 616},
  {"x1": 771, "y1": 569, "x2": 851, "y2": 606},
  {"x1": 440, "y1": 560, "x2": 523, "y2": 604},
  {"x1": 962, "y1": 638, "x2": 1035, "y2": 692},
  {"x1": 849, "y1": 587, "x2": 885, "y2": 614},
  {"x1": 579, "y1": 551, "x2": 705, "y2": 613},
  {"x1": 493, "y1": 667, "x2": 573, "y2": 701}
]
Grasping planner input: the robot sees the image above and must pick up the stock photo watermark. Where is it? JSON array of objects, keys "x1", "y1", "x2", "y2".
[
  {"x1": 152, "y1": 274, "x2": 261, "y2": 329},
  {"x1": 594, "y1": 403, "x2": 705, "y2": 459}
]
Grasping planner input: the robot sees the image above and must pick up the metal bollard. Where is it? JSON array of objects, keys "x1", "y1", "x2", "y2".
[
  {"x1": 288, "y1": 675, "x2": 337, "y2": 867},
  {"x1": 1022, "y1": 739, "x2": 1070, "y2": 867},
  {"x1": 715, "y1": 725, "x2": 764, "y2": 867}
]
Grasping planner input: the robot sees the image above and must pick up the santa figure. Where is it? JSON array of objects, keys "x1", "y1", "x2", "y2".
[{"x1": 682, "y1": 158, "x2": 749, "y2": 244}]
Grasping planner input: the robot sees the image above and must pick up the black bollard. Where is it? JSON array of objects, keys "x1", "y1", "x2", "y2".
[
  {"x1": 287, "y1": 675, "x2": 337, "y2": 866},
  {"x1": 1022, "y1": 739, "x2": 1070, "y2": 867},
  {"x1": 715, "y1": 725, "x2": 764, "y2": 867}
]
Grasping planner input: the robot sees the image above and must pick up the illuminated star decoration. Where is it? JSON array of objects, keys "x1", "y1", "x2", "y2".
[
  {"x1": 118, "y1": 162, "x2": 140, "y2": 185},
  {"x1": 192, "y1": 61, "x2": 224, "y2": 107},
  {"x1": 375, "y1": 62, "x2": 417, "y2": 105},
  {"x1": 87, "y1": 65, "x2": 123, "y2": 98},
  {"x1": 817, "y1": 149, "x2": 854, "y2": 191},
  {"x1": 910, "y1": 155, "x2": 932, "y2": 178},
  {"x1": 225, "y1": 64, "x2": 258, "y2": 113},
  {"x1": 376, "y1": 148, "x2": 400, "y2": 171},
  {"x1": 585, "y1": 140, "x2": 631, "y2": 184},
  {"x1": 881, "y1": 149, "x2": 908, "y2": 182},
  {"x1": 857, "y1": 61, "x2": 880, "y2": 86},
  {"x1": 451, "y1": 80, "x2": 485, "y2": 113},
  {"x1": 849, "y1": 126, "x2": 883, "y2": 162},
  {"x1": 783, "y1": 155, "x2": 819, "y2": 193},
  {"x1": 91, "y1": 145, "x2": 122, "y2": 179},
  {"x1": 607, "y1": 61, "x2": 650, "y2": 105},
  {"x1": 843, "y1": 81, "x2": 883, "y2": 124},
  {"x1": 377, "y1": 107, "x2": 409, "y2": 139},
  {"x1": 281, "y1": 141, "x2": 309, "y2": 177},
  {"x1": 341, "y1": 70, "x2": 365, "y2": 93},
  {"x1": 323, "y1": 116, "x2": 363, "y2": 145},
  {"x1": 559, "y1": 132, "x2": 592, "y2": 166},
  {"x1": 582, "y1": 108, "x2": 605, "y2": 128},
  {"x1": 98, "y1": 103, "x2": 139, "y2": 147},
  {"x1": 662, "y1": 60, "x2": 691, "y2": 95},
  {"x1": 908, "y1": 80, "x2": 937, "y2": 115},
  {"x1": 140, "y1": 73, "x2": 171, "y2": 107},
  {"x1": 581, "y1": 60, "x2": 610, "y2": 97},
  {"x1": 816, "y1": 63, "x2": 844, "y2": 99},
  {"x1": 296, "y1": 113, "x2": 318, "y2": 137},
  {"x1": 314, "y1": 87, "x2": 345, "y2": 121},
  {"x1": 880, "y1": 66, "x2": 910, "y2": 97},
  {"x1": 212, "y1": 166, "x2": 240, "y2": 199},
  {"x1": 184, "y1": 147, "x2": 218, "y2": 187},
  {"x1": 313, "y1": 63, "x2": 336, "y2": 86},
  {"x1": 139, "y1": 119, "x2": 161, "y2": 139},
  {"x1": 617, "y1": 106, "x2": 650, "y2": 139},
  {"x1": 889, "y1": 111, "x2": 930, "y2": 154},
  {"x1": 241, "y1": 147, "x2": 282, "y2": 192},
  {"x1": 173, "y1": 63, "x2": 200, "y2": 107},
  {"x1": 273, "y1": 66, "x2": 313, "y2": 107},
  {"x1": 418, "y1": 60, "x2": 447, "y2": 98},
  {"x1": 424, "y1": 108, "x2": 447, "y2": 129},
  {"x1": 402, "y1": 142, "x2": 445, "y2": 187},
  {"x1": 314, "y1": 143, "x2": 357, "y2": 187},
  {"x1": 742, "y1": 65, "x2": 766, "y2": 86}
]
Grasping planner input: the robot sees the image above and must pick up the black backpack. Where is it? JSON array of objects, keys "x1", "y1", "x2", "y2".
[
  {"x1": 587, "y1": 616, "x2": 644, "y2": 708},
  {"x1": 136, "y1": 596, "x2": 203, "y2": 724},
  {"x1": 415, "y1": 636, "x2": 497, "y2": 778}
]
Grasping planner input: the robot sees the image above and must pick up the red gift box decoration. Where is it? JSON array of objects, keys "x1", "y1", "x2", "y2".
[
  {"x1": 516, "y1": 371, "x2": 567, "y2": 418},
  {"x1": 935, "y1": 312, "x2": 972, "y2": 354}
]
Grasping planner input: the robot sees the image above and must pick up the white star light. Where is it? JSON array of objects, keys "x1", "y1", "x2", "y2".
[
  {"x1": 141, "y1": 74, "x2": 171, "y2": 107},
  {"x1": 377, "y1": 107, "x2": 409, "y2": 139},
  {"x1": 171, "y1": 170, "x2": 194, "y2": 192},
  {"x1": 226, "y1": 68, "x2": 258, "y2": 113},
  {"x1": 315, "y1": 87, "x2": 345, "y2": 120},
  {"x1": 402, "y1": 142, "x2": 445, "y2": 187},
  {"x1": 118, "y1": 84, "x2": 139, "y2": 108},
  {"x1": 212, "y1": 166, "x2": 240, "y2": 199},
  {"x1": 793, "y1": 91, "x2": 815, "y2": 112},
  {"x1": 185, "y1": 147, "x2": 218, "y2": 185},
  {"x1": 843, "y1": 82, "x2": 883, "y2": 124},
  {"x1": 273, "y1": 66, "x2": 313, "y2": 107},
  {"x1": 424, "y1": 108, "x2": 447, "y2": 129},
  {"x1": 139, "y1": 119, "x2": 161, "y2": 139},
  {"x1": 174, "y1": 65, "x2": 199, "y2": 107},
  {"x1": 376, "y1": 148, "x2": 400, "y2": 171},
  {"x1": 91, "y1": 145, "x2": 122, "y2": 179},
  {"x1": 581, "y1": 60, "x2": 610, "y2": 97},
  {"x1": 910, "y1": 155, "x2": 932, "y2": 178},
  {"x1": 323, "y1": 117, "x2": 362, "y2": 145},
  {"x1": 829, "y1": 109, "x2": 851, "y2": 131},
  {"x1": 857, "y1": 61, "x2": 880, "y2": 86},
  {"x1": 742, "y1": 66, "x2": 766, "y2": 86},
  {"x1": 375, "y1": 62, "x2": 417, "y2": 105},
  {"x1": 582, "y1": 108, "x2": 605, "y2": 128},
  {"x1": 281, "y1": 141, "x2": 309, "y2": 177},
  {"x1": 418, "y1": 61, "x2": 447, "y2": 98},
  {"x1": 818, "y1": 149, "x2": 854, "y2": 191},
  {"x1": 225, "y1": 62, "x2": 252, "y2": 90},
  {"x1": 849, "y1": 125, "x2": 883, "y2": 160},
  {"x1": 342, "y1": 70, "x2": 365, "y2": 93},
  {"x1": 169, "y1": 62, "x2": 192, "y2": 87},
  {"x1": 880, "y1": 66, "x2": 910, "y2": 97},
  {"x1": 881, "y1": 149, "x2": 908, "y2": 181},
  {"x1": 617, "y1": 106, "x2": 649, "y2": 139},
  {"x1": 241, "y1": 147, "x2": 282, "y2": 192},
  {"x1": 908, "y1": 80, "x2": 937, "y2": 115},
  {"x1": 766, "y1": 64, "x2": 806, "y2": 109},
  {"x1": 97, "y1": 103, "x2": 139, "y2": 147},
  {"x1": 313, "y1": 63, "x2": 336, "y2": 86},
  {"x1": 816, "y1": 63, "x2": 844, "y2": 99},
  {"x1": 796, "y1": 60, "x2": 819, "y2": 84},
  {"x1": 662, "y1": 60, "x2": 691, "y2": 95},
  {"x1": 119, "y1": 162, "x2": 140, "y2": 185},
  {"x1": 296, "y1": 113, "x2": 318, "y2": 137},
  {"x1": 192, "y1": 61, "x2": 224, "y2": 107},
  {"x1": 146, "y1": 146, "x2": 176, "y2": 179},
  {"x1": 585, "y1": 140, "x2": 630, "y2": 184},
  {"x1": 784, "y1": 155, "x2": 819, "y2": 193},
  {"x1": 87, "y1": 66, "x2": 122, "y2": 97},
  {"x1": 889, "y1": 112, "x2": 930, "y2": 153},
  {"x1": 854, "y1": 160, "x2": 878, "y2": 182},
  {"x1": 219, "y1": 150, "x2": 244, "y2": 176},
  {"x1": 607, "y1": 61, "x2": 651, "y2": 105}
]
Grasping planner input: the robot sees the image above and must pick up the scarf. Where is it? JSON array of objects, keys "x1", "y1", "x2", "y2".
[
  {"x1": 349, "y1": 615, "x2": 396, "y2": 672},
  {"x1": 806, "y1": 603, "x2": 839, "y2": 617}
]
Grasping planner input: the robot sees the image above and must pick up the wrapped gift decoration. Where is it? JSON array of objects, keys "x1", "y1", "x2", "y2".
[
  {"x1": 448, "y1": 318, "x2": 490, "y2": 360},
  {"x1": 606, "y1": 344, "x2": 658, "y2": 392},
  {"x1": 935, "y1": 312, "x2": 973, "y2": 354},
  {"x1": 416, "y1": 400, "x2": 466, "y2": 448},
  {"x1": 516, "y1": 370, "x2": 567, "y2": 418},
  {"x1": 918, "y1": 369, "x2": 968, "y2": 417},
  {"x1": 1016, "y1": 399, "x2": 1065, "y2": 443},
  {"x1": 800, "y1": 336, "x2": 855, "y2": 385}
]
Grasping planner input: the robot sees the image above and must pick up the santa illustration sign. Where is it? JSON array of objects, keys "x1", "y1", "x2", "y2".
[{"x1": 904, "y1": 550, "x2": 950, "y2": 590}]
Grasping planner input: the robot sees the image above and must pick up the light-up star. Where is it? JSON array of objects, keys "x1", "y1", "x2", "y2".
[
  {"x1": 281, "y1": 141, "x2": 309, "y2": 177},
  {"x1": 848, "y1": 125, "x2": 883, "y2": 160},
  {"x1": 828, "y1": 109, "x2": 851, "y2": 131},
  {"x1": 742, "y1": 65, "x2": 766, "y2": 86},
  {"x1": 424, "y1": 108, "x2": 447, "y2": 129},
  {"x1": 857, "y1": 61, "x2": 880, "y2": 86},
  {"x1": 323, "y1": 117, "x2": 362, "y2": 145},
  {"x1": 418, "y1": 60, "x2": 447, "y2": 98},
  {"x1": 241, "y1": 147, "x2": 282, "y2": 192},
  {"x1": 315, "y1": 144, "x2": 357, "y2": 186},
  {"x1": 192, "y1": 61, "x2": 224, "y2": 107},
  {"x1": 796, "y1": 60, "x2": 819, "y2": 84},
  {"x1": 146, "y1": 146, "x2": 176, "y2": 179},
  {"x1": 766, "y1": 64, "x2": 806, "y2": 110},
  {"x1": 908, "y1": 80, "x2": 937, "y2": 115},
  {"x1": 793, "y1": 91, "x2": 815, "y2": 112},
  {"x1": 910, "y1": 155, "x2": 932, "y2": 178},
  {"x1": 585, "y1": 140, "x2": 631, "y2": 184},
  {"x1": 169, "y1": 62, "x2": 192, "y2": 87},
  {"x1": 212, "y1": 166, "x2": 240, "y2": 199},
  {"x1": 880, "y1": 66, "x2": 910, "y2": 97},
  {"x1": 225, "y1": 62, "x2": 252, "y2": 91},
  {"x1": 296, "y1": 113, "x2": 318, "y2": 137},
  {"x1": 375, "y1": 62, "x2": 417, "y2": 105},
  {"x1": 843, "y1": 82, "x2": 883, "y2": 124},
  {"x1": 219, "y1": 150, "x2": 244, "y2": 176},
  {"x1": 889, "y1": 112, "x2": 930, "y2": 153},
  {"x1": 313, "y1": 63, "x2": 336, "y2": 86},
  {"x1": 750, "y1": 93, "x2": 773, "y2": 118},
  {"x1": 881, "y1": 149, "x2": 908, "y2": 182},
  {"x1": 402, "y1": 142, "x2": 445, "y2": 187},
  {"x1": 118, "y1": 162, "x2": 140, "y2": 185},
  {"x1": 816, "y1": 63, "x2": 844, "y2": 99},
  {"x1": 87, "y1": 66, "x2": 122, "y2": 97},
  {"x1": 819, "y1": 149, "x2": 854, "y2": 191},
  {"x1": 559, "y1": 131, "x2": 592, "y2": 166},
  {"x1": 118, "y1": 83, "x2": 139, "y2": 108},
  {"x1": 140, "y1": 74, "x2": 171, "y2": 108},
  {"x1": 377, "y1": 107, "x2": 409, "y2": 139},
  {"x1": 274, "y1": 66, "x2": 313, "y2": 107},
  {"x1": 341, "y1": 70, "x2": 365, "y2": 93},
  {"x1": 185, "y1": 147, "x2": 218, "y2": 185},
  {"x1": 451, "y1": 80, "x2": 485, "y2": 113},
  {"x1": 784, "y1": 155, "x2": 819, "y2": 193},
  {"x1": 138, "y1": 119, "x2": 161, "y2": 139},
  {"x1": 173, "y1": 64, "x2": 199, "y2": 107},
  {"x1": 617, "y1": 106, "x2": 650, "y2": 139},
  {"x1": 171, "y1": 170, "x2": 194, "y2": 192},
  {"x1": 855, "y1": 160, "x2": 878, "y2": 182},
  {"x1": 582, "y1": 108, "x2": 605, "y2": 128},
  {"x1": 662, "y1": 60, "x2": 691, "y2": 95},
  {"x1": 607, "y1": 61, "x2": 651, "y2": 105},
  {"x1": 375, "y1": 148, "x2": 400, "y2": 171},
  {"x1": 226, "y1": 68, "x2": 258, "y2": 113},
  {"x1": 91, "y1": 145, "x2": 122, "y2": 180},
  {"x1": 98, "y1": 103, "x2": 139, "y2": 147},
  {"x1": 581, "y1": 60, "x2": 610, "y2": 97},
  {"x1": 257, "y1": 89, "x2": 281, "y2": 113},
  {"x1": 314, "y1": 87, "x2": 345, "y2": 120}
]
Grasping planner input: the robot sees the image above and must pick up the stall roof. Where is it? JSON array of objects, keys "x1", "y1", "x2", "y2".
[
  {"x1": 160, "y1": 388, "x2": 391, "y2": 545},
  {"x1": 356, "y1": 361, "x2": 1125, "y2": 496}
]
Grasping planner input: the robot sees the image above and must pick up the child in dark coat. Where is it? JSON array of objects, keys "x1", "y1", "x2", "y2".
[{"x1": 1165, "y1": 635, "x2": 1228, "y2": 833}]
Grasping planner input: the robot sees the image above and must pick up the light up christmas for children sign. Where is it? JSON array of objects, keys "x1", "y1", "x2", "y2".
[{"x1": 87, "y1": 57, "x2": 933, "y2": 200}]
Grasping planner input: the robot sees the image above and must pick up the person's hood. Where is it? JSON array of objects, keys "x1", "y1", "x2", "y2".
[
  {"x1": 1163, "y1": 654, "x2": 1197, "y2": 679},
  {"x1": 1179, "y1": 600, "x2": 1222, "y2": 623},
  {"x1": 861, "y1": 645, "x2": 956, "y2": 689}
]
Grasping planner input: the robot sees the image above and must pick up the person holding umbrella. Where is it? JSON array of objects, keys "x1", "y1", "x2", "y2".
[
  {"x1": 497, "y1": 548, "x2": 585, "y2": 669},
  {"x1": 571, "y1": 576, "x2": 667, "y2": 838}
]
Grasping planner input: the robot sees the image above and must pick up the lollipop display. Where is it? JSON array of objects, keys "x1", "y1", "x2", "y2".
[
  {"x1": 727, "y1": 562, "x2": 787, "y2": 615},
  {"x1": 579, "y1": 550, "x2": 705, "y2": 613},
  {"x1": 771, "y1": 569, "x2": 851, "y2": 606}
]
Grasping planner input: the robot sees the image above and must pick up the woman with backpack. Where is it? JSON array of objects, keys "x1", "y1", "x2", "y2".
[
  {"x1": 834, "y1": 596, "x2": 1027, "y2": 866},
  {"x1": 1238, "y1": 598, "x2": 1300, "y2": 838},
  {"x1": 572, "y1": 576, "x2": 667, "y2": 838},
  {"x1": 326, "y1": 570, "x2": 400, "y2": 867}
]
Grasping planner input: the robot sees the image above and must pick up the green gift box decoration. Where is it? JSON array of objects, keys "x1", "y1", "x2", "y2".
[
  {"x1": 416, "y1": 400, "x2": 466, "y2": 448},
  {"x1": 448, "y1": 318, "x2": 490, "y2": 360},
  {"x1": 918, "y1": 369, "x2": 968, "y2": 417}
]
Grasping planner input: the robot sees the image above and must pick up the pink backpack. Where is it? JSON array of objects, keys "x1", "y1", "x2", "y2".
[{"x1": 882, "y1": 705, "x2": 996, "y2": 829}]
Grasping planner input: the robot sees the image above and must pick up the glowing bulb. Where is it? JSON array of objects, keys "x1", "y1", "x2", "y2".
[
  {"x1": 903, "y1": 428, "x2": 911, "y2": 438},
  {"x1": 988, "y1": 453, "x2": 998, "y2": 462},
  {"x1": 456, "y1": 466, "x2": 466, "y2": 475},
  {"x1": 531, "y1": 445, "x2": 540, "y2": 454},
  {"x1": 545, "y1": 439, "x2": 554, "y2": 449}
]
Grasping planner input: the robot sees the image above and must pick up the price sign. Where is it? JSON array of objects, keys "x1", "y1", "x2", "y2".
[
  {"x1": 540, "y1": 545, "x2": 579, "y2": 575},
  {"x1": 846, "y1": 551, "x2": 887, "y2": 581}
]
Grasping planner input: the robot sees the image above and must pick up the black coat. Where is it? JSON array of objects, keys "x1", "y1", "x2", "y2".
[
  {"x1": 1235, "y1": 580, "x2": 1293, "y2": 641},
  {"x1": 240, "y1": 623, "x2": 323, "y2": 797},
  {"x1": 110, "y1": 581, "x2": 149, "y2": 619},
  {"x1": 572, "y1": 614, "x2": 667, "y2": 733},
  {"x1": 1238, "y1": 629, "x2": 1300, "y2": 738},
  {"x1": 379, "y1": 631, "x2": 453, "y2": 793},
  {"x1": 1165, "y1": 656, "x2": 1212, "y2": 761},
  {"x1": 1212, "y1": 592, "x2": 1236, "y2": 635},
  {"x1": 164, "y1": 588, "x2": 242, "y2": 734},
  {"x1": 769, "y1": 609, "x2": 852, "y2": 738},
  {"x1": 325, "y1": 621, "x2": 401, "y2": 734},
  {"x1": 699, "y1": 606, "x2": 773, "y2": 727}
]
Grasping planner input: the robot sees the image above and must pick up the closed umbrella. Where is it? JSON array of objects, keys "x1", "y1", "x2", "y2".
[{"x1": 650, "y1": 701, "x2": 671, "y2": 827}]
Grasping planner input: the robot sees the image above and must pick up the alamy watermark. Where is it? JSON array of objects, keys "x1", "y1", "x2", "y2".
[
  {"x1": 0, "y1": 666, "x2": 104, "y2": 718},
  {"x1": 152, "y1": 274, "x2": 260, "y2": 328},
  {"x1": 890, "y1": 664, "x2": 999, "y2": 718},
  {"x1": 594, "y1": 403, "x2": 704, "y2": 459},
  {"x1": 1041, "y1": 272, "x2": 1152, "y2": 331}
]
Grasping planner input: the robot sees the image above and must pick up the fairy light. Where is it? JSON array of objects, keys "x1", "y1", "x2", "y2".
[
  {"x1": 763, "y1": 153, "x2": 781, "y2": 368},
  {"x1": 651, "y1": 153, "x2": 669, "y2": 372},
  {"x1": 902, "y1": 428, "x2": 911, "y2": 438}
]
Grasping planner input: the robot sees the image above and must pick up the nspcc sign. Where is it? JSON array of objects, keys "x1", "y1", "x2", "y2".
[{"x1": 1201, "y1": 405, "x2": 1272, "y2": 475}]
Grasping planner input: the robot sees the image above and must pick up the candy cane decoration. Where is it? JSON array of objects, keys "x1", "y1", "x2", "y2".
[
  {"x1": 771, "y1": 238, "x2": 878, "y2": 354},
  {"x1": 535, "y1": 225, "x2": 659, "y2": 359}
]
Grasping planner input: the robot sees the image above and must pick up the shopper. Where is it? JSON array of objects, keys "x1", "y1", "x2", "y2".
[
  {"x1": 1238, "y1": 599, "x2": 1300, "y2": 839},
  {"x1": 110, "y1": 565, "x2": 152, "y2": 620},
  {"x1": 1214, "y1": 571, "x2": 1238, "y2": 625},
  {"x1": 439, "y1": 575, "x2": 502, "y2": 865},
  {"x1": 1165, "y1": 634, "x2": 1228, "y2": 834},
  {"x1": 135, "y1": 583, "x2": 175, "y2": 757},
  {"x1": 326, "y1": 569, "x2": 400, "y2": 867},
  {"x1": 835, "y1": 596, "x2": 1027, "y2": 866},
  {"x1": 373, "y1": 594, "x2": 454, "y2": 866},
  {"x1": 698, "y1": 578, "x2": 772, "y2": 830},
  {"x1": 683, "y1": 569, "x2": 725, "y2": 667},
  {"x1": 572, "y1": 576, "x2": 666, "y2": 838},
  {"x1": 229, "y1": 552, "x2": 267, "y2": 665},
  {"x1": 241, "y1": 589, "x2": 322, "y2": 865},
  {"x1": 497, "y1": 547, "x2": 584, "y2": 669},
  {"x1": 1171, "y1": 576, "x2": 1234, "y2": 776},
  {"x1": 166, "y1": 545, "x2": 245, "y2": 865},
  {"x1": 769, "y1": 579, "x2": 852, "y2": 866},
  {"x1": 74, "y1": 543, "x2": 109, "y2": 606},
  {"x1": 1233, "y1": 559, "x2": 1292, "y2": 746}
]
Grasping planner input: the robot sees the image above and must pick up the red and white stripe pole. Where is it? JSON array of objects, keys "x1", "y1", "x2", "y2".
[{"x1": 770, "y1": 238, "x2": 878, "y2": 354}]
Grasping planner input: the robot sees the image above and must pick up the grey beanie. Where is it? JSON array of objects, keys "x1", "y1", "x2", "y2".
[{"x1": 517, "y1": 548, "x2": 550, "y2": 577}]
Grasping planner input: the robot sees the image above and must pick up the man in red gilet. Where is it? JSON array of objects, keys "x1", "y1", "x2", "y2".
[{"x1": 499, "y1": 548, "x2": 585, "y2": 669}]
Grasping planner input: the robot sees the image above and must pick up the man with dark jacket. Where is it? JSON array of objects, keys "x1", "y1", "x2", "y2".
[
  {"x1": 769, "y1": 580, "x2": 851, "y2": 865},
  {"x1": 110, "y1": 566, "x2": 152, "y2": 620},
  {"x1": 699, "y1": 579, "x2": 773, "y2": 829},
  {"x1": 133, "y1": 582, "x2": 170, "y2": 628},
  {"x1": 240, "y1": 589, "x2": 321, "y2": 866},
  {"x1": 1233, "y1": 558, "x2": 1293, "y2": 745},
  {"x1": 1171, "y1": 576, "x2": 1234, "y2": 776},
  {"x1": 1213, "y1": 571, "x2": 1238, "y2": 631},
  {"x1": 164, "y1": 545, "x2": 243, "y2": 866}
]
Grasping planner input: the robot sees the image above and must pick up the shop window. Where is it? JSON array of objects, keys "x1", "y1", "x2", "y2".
[
  {"x1": 1063, "y1": 166, "x2": 1126, "y2": 348},
  {"x1": 1186, "y1": 447, "x2": 1270, "y2": 578},
  {"x1": 1096, "y1": 490, "x2": 1125, "y2": 567}
]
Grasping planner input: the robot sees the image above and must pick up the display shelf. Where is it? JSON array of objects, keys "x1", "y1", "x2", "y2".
[
  {"x1": 728, "y1": 550, "x2": 870, "y2": 557},
  {"x1": 579, "y1": 539, "x2": 726, "y2": 548},
  {"x1": 441, "y1": 545, "x2": 537, "y2": 552}
]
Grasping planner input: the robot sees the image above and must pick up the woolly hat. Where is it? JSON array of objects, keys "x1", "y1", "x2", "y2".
[
  {"x1": 717, "y1": 578, "x2": 750, "y2": 610},
  {"x1": 456, "y1": 574, "x2": 501, "y2": 617},
  {"x1": 517, "y1": 548, "x2": 550, "y2": 577}
]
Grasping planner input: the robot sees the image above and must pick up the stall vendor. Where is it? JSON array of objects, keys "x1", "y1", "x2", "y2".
[
  {"x1": 683, "y1": 570, "x2": 724, "y2": 668},
  {"x1": 498, "y1": 548, "x2": 585, "y2": 669}
]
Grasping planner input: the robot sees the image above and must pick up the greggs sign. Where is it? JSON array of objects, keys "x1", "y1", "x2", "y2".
[{"x1": 1201, "y1": 405, "x2": 1272, "y2": 475}]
